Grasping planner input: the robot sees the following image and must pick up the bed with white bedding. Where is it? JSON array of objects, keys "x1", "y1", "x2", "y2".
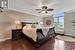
[{"x1": 22, "y1": 25, "x2": 55, "y2": 44}]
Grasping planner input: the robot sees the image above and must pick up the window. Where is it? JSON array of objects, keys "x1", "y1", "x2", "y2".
[{"x1": 53, "y1": 12, "x2": 64, "y2": 28}]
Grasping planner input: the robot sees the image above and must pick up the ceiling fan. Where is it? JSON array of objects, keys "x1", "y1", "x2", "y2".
[{"x1": 35, "y1": 6, "x2": 54, "y2": 13}]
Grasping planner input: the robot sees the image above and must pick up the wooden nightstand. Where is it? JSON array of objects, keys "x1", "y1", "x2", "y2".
[{"x1": 12, "y1": 29, "x2": 22, "y2": 40}]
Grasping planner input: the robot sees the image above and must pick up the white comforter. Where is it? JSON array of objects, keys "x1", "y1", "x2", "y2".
[
  {"x1": 22, "y1": 26, "x2": 54, "y2": 41},
  {"x1": 22, "y1": 26, "x2": 37, "y2": 41}
]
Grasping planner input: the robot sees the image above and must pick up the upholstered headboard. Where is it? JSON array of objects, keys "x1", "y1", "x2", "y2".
[{"x1": 42, "y1": 16, "x2": 54, "y2": 27}]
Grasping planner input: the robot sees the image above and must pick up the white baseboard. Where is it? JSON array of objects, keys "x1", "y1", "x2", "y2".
[
  {"x1": 0, "y1": 37, "x2": 11, "y2": 42},
  {"x1": 64, "y1": 34, "x2": 75, "y2": 37}
]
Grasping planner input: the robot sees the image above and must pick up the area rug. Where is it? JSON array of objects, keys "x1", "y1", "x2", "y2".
[{"x1": 56, "y1": 35, "x2": 75, "y2": 42}]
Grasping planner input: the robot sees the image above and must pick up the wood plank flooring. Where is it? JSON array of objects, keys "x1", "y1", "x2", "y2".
[{"x1": 0, "y1": 38, "x2": 75, "y2": 50}]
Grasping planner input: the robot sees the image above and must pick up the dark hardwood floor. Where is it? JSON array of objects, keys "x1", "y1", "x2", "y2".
[{"x1": 0, "y1": 38, "x2": 75, "y2": 50}]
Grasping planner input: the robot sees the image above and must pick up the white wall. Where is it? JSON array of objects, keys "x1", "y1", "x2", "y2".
[
  {"x1": 0, "y1": 12, "x2": 13, "y2": 42},
  {"x1": 0, "y1": 10, "x2": 41, "y2": 42},
  {"x1": 64, "y1": 12, "x2": 75, "y2": 36}
]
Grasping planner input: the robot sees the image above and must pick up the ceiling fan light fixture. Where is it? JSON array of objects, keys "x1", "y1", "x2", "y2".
[
  {"x1": 35, "y1": 5, "x2": 54, "y2": 13},
  {"x1": 42, "y1": 6, "x2": 47, "y2": 9}
]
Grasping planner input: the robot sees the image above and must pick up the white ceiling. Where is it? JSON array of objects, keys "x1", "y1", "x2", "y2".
[{"x1": 8, "y1": 0, "x2": 75, "y2": 16}]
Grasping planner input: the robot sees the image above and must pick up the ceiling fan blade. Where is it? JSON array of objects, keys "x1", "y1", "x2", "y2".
[
  {"x1": 38, "y1": 10, "x2": 43, "y2": 13},
  {"x1": 47, "y1": 9, "x2": 54, "y2": 11}
]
